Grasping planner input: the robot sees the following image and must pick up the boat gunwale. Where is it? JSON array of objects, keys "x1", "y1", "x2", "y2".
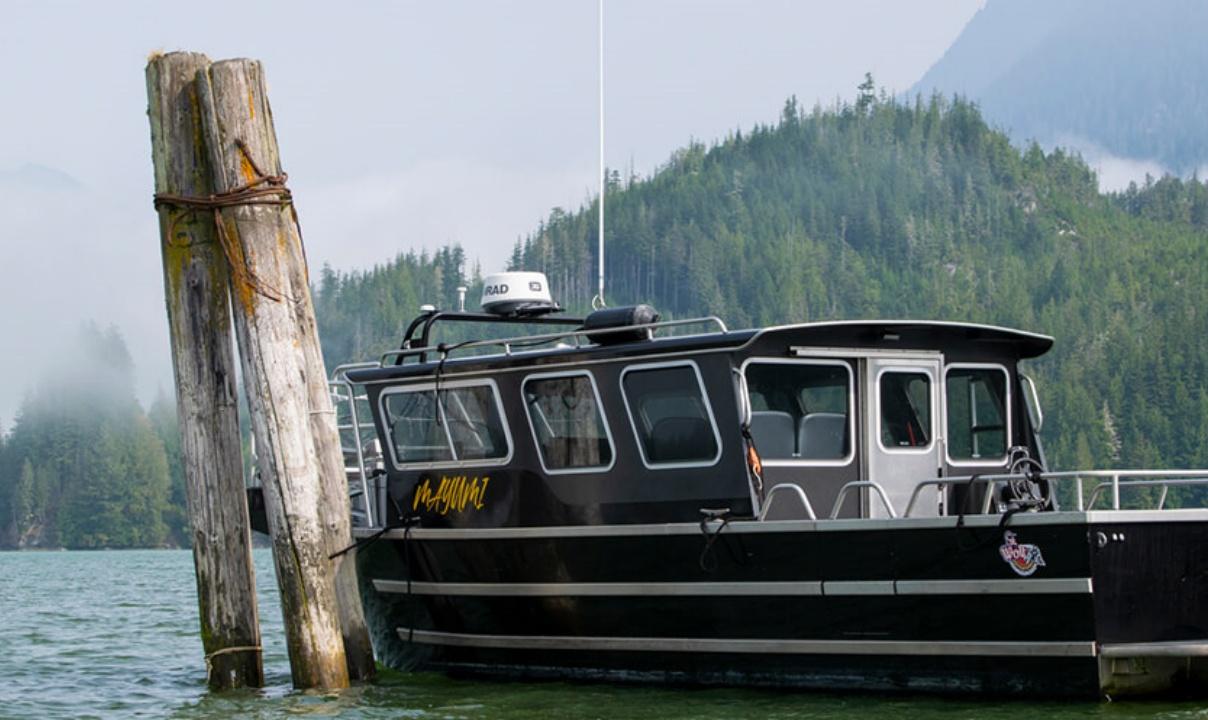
[{"x1": 353, "y1": 508, "x2": 1208, "y2": 541}]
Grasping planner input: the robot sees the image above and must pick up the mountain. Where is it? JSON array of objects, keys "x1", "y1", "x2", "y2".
[
  {"x1": 315, "y1": 88, "x2": 1208, "y2": 494},
  {"x1": 911, "y1": 0, "x2": 1208, "y2": 176}
]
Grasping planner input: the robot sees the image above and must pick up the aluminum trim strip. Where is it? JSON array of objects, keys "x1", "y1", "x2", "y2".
[
  {"x1": 373, "y1": 577, "x2": 1091, "y2": 597},
  {"x1": 894, "y1": 578, "x2": 1093, "y2": 595},
  {"x1": 395, "y1": 628, "x2": 1096, "y2": 657},
  {"x1": 374, "y1": 580, "x2": 824, "y2": 597},
  {"x1": 824, "y1": 581, "x2": 895, "y2": 596},
  {"x1": 1100, "y1": 640, "x2": 1208, "y2": 658},
  {"x1": 352, "y1": 509, "x2": 1208, "y2": 542}
]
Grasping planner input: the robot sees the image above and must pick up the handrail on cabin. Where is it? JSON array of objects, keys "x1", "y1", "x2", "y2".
[{"x1": 377, "y1": 315, "x2": 729, "y2": 366}]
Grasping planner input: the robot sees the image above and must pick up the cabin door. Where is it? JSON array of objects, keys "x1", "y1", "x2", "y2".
[{"x1": 863, "y1": 355, "x2": 944, "y2": 518}]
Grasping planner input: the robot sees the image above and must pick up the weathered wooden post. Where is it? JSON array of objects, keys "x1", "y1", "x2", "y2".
[
  {"x1": 146, "y1": 51, "x2": 264, "y2": 690},
  {"x1": 288, "y1": 241, "x2": 379, "y2": 683},
  {"x1": 195, "y1": 57, "x2": 374, "y2": 688}
]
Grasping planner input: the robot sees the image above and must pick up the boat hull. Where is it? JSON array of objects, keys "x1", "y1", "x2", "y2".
[{"x1": 355, "y1": 512, "x2": 1208, "y2": 698}]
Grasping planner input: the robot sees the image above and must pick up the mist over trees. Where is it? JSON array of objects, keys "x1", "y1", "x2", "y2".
[{"x1": 0, "y1": 324, "x2": 181, "y2": 548}]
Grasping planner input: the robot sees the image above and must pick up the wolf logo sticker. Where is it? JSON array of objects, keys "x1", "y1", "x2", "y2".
[{"x1": 999, "y1": 531, "x2": 1046, "y2": 576}]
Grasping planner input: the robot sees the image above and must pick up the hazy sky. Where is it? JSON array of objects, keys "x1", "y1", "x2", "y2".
[{"x1": 0, "y1": 0, "x2": 983, "y2": 424}]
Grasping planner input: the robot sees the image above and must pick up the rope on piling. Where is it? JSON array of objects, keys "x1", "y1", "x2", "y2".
[
  {"x1": 154, "y1": 138, "x2": 297, "y2": 304},
  {"x1": 204, "y1": 644, "x2": 263, "y2": 676}
]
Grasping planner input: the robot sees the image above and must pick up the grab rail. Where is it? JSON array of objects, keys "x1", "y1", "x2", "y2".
[
  {"x1": 831, "y1": 481, "x2": 897, "y2": 519},
  {"x1": 760, "y1": 483, "x2": 817, "y2": 520},
  {"x1": 379, "y1": 315, "x2": 729, "y2": 366}
]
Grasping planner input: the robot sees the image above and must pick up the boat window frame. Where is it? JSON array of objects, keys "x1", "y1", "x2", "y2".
[
  {"x1": 619, "y1": 359, "x2": 724, "y2": 471},
  {"x1": 1020, "y1": 372, "x2": 1043, "y2": 433},
  {"x1": 943, "y1": 362, "x2": 1012, "y2": 467},
  {"x1": 740, "y1": 357, "x2": 857, "y2": 468},
  {"x1": 874, "y1": 366, "x2": 938, "y2": 455},
  {"x1": 520, "y1": 370, "x2": 617, "y2": 476},
  {"x1": 378, "y1": 377, "x2": 514, "y2": 471}
]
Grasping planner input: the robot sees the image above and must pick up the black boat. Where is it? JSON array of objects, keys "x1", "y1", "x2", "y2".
[{"x1": 318, "y1": 272, "x2": 1208, "y2": 698}]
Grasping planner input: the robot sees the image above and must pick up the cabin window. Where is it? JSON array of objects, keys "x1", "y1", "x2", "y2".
[
  {"x1": 743, "y1": 360, "x2": 853, "y2": 464},
  {"x1": 380, "y1": 380, "x2": 511, "y2": 468},
  {"x1": 522, "y1": 372, "x2": 614, "y2": 473},
  {"x1": 879, "y1": 371, "x2": 932, "y2": 450},
  {"x1": 621, "y1": 362, "x2": 722, "y2": 468},
  {"x1": 945, "y1": 365, "x2": 1010, "y2": 463}
]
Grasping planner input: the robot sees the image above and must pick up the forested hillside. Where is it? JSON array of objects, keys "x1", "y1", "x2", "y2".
[{"x1": 317, "y1": 88, "x2": 1208, "y2": 481}]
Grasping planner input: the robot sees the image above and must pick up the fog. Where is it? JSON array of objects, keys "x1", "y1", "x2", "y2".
[
  {"x1": 1049, "y1": 135, "x2": 1184, "y2": 193},
  {"x1": 0, "y1": 0, "x2": 984, "y2": 425}
]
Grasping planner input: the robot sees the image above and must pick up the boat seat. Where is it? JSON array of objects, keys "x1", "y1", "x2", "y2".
[
  {"x1": 749, "y1": 410, "x2": 795, "y2": 458},
  {"x1": 798, "y1": 412, "x2": 847, "y2": 460},
  {"x1": 648, "y1": 417, "x2": 715, "y2": 464}
]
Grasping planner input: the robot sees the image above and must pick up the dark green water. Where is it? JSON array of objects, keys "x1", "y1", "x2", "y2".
[{"x1": 2, "y1": 549, "x2": 1206, "y2": 719}]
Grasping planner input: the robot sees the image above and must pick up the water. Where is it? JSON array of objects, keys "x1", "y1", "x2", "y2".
[{"x1": 1, "y1": 550, "x2": 1206, "y2": 719}]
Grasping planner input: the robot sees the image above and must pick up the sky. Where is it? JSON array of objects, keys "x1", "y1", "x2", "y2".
[{"x1": 0, "y1": 0, "x2": 984, "y2": 424}]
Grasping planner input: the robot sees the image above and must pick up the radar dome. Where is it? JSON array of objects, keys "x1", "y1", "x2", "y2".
[{"x1": 480, "y1": 272, "x2": 560, "y2": 315}]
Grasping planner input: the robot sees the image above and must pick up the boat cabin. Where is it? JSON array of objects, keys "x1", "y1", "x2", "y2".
[{"x1": 339, "y1": 274, "x2": 1052, "y2": 530}]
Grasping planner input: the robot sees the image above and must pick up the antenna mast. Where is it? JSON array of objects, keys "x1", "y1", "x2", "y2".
[{"x1": 594, "y1": 0, "x2": 606, "y2": 309}]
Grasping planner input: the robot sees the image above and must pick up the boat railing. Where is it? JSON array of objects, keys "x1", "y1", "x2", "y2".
[
  {"x1": 760, "y1": 483, "x2": 817, "y2": 520},
  {"x1": 903, "y1": 469, "x2": 1208, "y2": 517},
  {"x1": 832, "y1": 481, "x2": 898, "y2": 519},
  {"x1": 330, "y1": 362, "x2": 385, "y2": 528},
  {"x1": 378, "y1": 315, "x2": 729, "y2": 366},
  {"x1": 758, "y1": 480, "x2": 897, "y2": 520},
  {"x1": 759, "y1": 470, "x2": 1208, "y2": 522}
]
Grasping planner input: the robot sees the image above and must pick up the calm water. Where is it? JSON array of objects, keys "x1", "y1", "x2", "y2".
[{"x1": 1, "y1": 549, "x2": 1207, "y2": 719}]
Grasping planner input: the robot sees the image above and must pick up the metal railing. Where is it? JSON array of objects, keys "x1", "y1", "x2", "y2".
[
  {"x1": 330, "y1": 362, "x2": 384, "y2": 528},
  {"x1": 379, "y1": 315, "x2": 729, "y2": 366},
  {"x1": 832, "y1": 481, "x2": 898, "y2": 519},
  {"x1": 758, "y1": 480, "x2": 897, "y2": 521},
  {"x1": 758, "y1": 470, "x2": 1208, "y2": 522},
  {"x1": 760, "y1": 483, "x2": 817, "y2": 520},
  {"x1": 903, "y1": 469, "x2": 1208, "y2": 517}
]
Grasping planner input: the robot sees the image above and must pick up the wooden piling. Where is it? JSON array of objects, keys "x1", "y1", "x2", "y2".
[
  {"x1": 145, "y1": 51, "x2": 264, "y2": 691},
  {"x1": 288, "y1": 229, "x2": 378, "y2": 683},
  {"x1": 195, "y1": 57, "x2": 374, "y2": 689}
]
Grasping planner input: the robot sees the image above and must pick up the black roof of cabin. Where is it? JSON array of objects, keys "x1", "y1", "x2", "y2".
[
  {"x1": 344, "y1": 318, "x2": 1053, "y2": 384},
  {"x1": 748, "y1": 320, "x2": 1053, "y2": 359}
]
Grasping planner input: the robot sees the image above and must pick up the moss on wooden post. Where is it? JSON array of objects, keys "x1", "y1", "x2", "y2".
[
  {"x1": 196, "y1": 57, "x2": 373, "y2": 689},
  {"x1": 145, "y1": 51, "x2": 264, "y2": 691}
]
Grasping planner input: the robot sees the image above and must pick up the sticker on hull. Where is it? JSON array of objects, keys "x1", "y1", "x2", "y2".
[{"x1": 999, "y1": 530, "x2": 1046, "y2": 576}]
